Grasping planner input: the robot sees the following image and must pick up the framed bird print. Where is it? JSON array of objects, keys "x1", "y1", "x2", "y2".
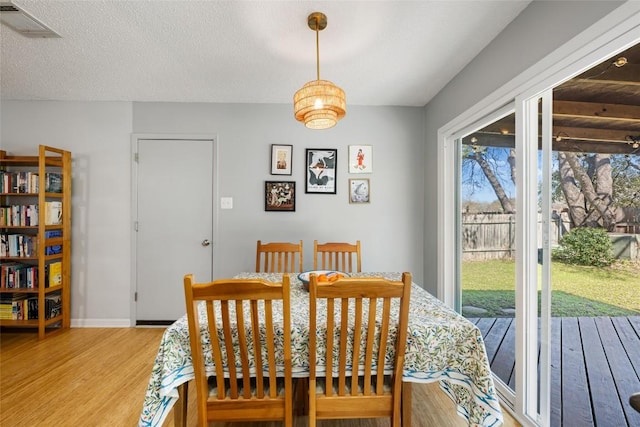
[
  {"x1": 305, "y1": 148, "x2": 337, "y2": 194},
  {"x1": 349, "y1": 178, "x2": 370, "y2": 204}
]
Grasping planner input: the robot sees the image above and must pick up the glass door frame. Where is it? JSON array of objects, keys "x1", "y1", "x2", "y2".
[
  {"x1": 513, "y1": 90, "x2": 553, "y2": 425},
  {"x1": 448, "y1": 104, "x2": 520, "y2": 413},
  {"x1": 437, "y1": 6, "x2": 640, "y2": 426}
]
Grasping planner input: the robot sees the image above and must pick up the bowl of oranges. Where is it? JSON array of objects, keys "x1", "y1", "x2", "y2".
[{"x1": 297, "y1": 270, "x2": 349, "y2": 291}]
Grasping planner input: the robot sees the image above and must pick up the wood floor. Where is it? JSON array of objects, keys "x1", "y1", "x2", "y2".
[
  {"x1": 468, "y1": 316, "x2": 640, "y2": 427},
  {"x1": 0, "y1": 328, "x2": 521, "y2": 427}
]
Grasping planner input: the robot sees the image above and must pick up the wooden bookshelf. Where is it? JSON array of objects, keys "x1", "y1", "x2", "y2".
[{"x1": 0, "y1": 145, "x2": 71, "y2": 339}]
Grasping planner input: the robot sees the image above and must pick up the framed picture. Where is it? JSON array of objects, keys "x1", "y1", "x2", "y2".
[
  {"x1": 305, "y1": 149, "x2": 337, "y2": 194},
  {"x1": 271, "y1": 144, "x2": 292, "y2": 175},
  {"x1": 265, "y1": 181, "x2": 296, "y2": 211},
  {"x1": 349, "y1": 178, "x2": 370, "y2": 204},
  {"x1": 348, "y1": 145, "x2": 372, "y2": 174}
]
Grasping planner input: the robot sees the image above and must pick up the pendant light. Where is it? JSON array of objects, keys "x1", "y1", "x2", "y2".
[{"x1": 293, "y1": 12, "x2": 346, "y2": 130}]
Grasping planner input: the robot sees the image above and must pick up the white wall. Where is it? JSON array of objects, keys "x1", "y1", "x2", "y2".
[
  {"x1": 1, "y1": 101, "x2": 425, "y2": 324},
  {"x1": 421, "y1": 0, "x2": 624, "y2": 295}
]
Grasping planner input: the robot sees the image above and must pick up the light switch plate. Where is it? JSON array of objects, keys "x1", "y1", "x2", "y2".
[{"x1": 220, "y1": 197, "x2": 233, "y2": 209}]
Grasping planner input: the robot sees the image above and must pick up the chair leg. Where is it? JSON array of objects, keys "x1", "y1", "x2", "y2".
[
  {"x1": 401, "y1": 382, "x2": 412, "y2": 427},
  {"x1": 294, "y1": 378, "x2": 309, "y2": 415},
  {"x1": 308, "y1": 379, "x2": 317, "y2": 427},
  {"x1": 174, "y1": 382, "x2": 188, "y2": 427}
]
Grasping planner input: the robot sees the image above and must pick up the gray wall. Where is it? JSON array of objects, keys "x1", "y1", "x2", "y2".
[
  {"x1": 421, "y1": 0, "x2": 624, "y2": 294},
  {"x1": 132, "y1": 102, "x2": 425, "y2": 278},
  {"x1": 1, "y1": 101, "x2": 424, "y2": 324},
  {"x1": 1, "y1": 101, "x2": 133, "y2": 323}
]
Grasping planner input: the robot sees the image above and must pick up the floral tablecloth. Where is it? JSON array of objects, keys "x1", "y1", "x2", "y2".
[{"x1": 138, "y1": 272, "x2": 503, "y2": 427}]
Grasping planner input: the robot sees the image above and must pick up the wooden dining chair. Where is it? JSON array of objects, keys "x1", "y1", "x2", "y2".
[
  {"x1": 183, "y1": 274, "x2": 293, "y2": 427},
  {"x1": 256, "y1": 240, "x2": 303, "y2": 273},
  {"x1": 313, "y1": 240, "x2": 361, "y2": 272},
  {"x1": 307, "y1": 272, "x2": 412, "y2": 427}
]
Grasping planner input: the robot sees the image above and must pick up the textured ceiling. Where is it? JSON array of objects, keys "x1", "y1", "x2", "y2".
[{"x1": 0, "y1": 0, "x2": 530, "y2": 106}]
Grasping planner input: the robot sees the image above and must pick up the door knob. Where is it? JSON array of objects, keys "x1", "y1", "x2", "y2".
[{"x1": 201, "y1": 239, "x2": 211, "y2": 247}]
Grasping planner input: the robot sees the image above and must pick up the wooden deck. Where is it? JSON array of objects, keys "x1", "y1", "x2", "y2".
[{"x1": 467, "y1": 316, "x2": 640, "y2": 427}]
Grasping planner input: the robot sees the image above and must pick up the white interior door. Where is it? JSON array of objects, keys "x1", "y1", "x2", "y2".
[{"x1": 135, "y1": 138, "x2": 214, "y2": 323}]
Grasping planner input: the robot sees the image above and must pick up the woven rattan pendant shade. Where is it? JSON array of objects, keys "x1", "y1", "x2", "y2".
[{"x1": 293, "y1": 12, "x2": 346, "y2": 130}]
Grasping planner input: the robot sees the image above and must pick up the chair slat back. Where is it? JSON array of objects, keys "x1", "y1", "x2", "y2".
[
  {"x1": 256, "y1": 240, "x2": 303, "y2": 273},
  {"x1": 184, "y1": 274, "x2": 293, "y2": 427},
  {"x1": 307, "y1": 273, "x2": 411, "y2": 427},
  {"x1": 313, "y1": 240, "x2": 361, "y2": 273}
]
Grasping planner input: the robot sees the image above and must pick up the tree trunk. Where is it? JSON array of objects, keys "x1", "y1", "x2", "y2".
[
  {"x1": 564, "y1": 152, "x2": 618, "y2": 230},
  {"x1": 471, "y1": 152, "x2": 515, "y2": 213},
  {"x1": 558, "y1": 152, "x2": 588, "y2": 227},
  {"x1": 508, "y1": 148, "x2": 516, "y2": 185},
  {"x1": 593, "y1": 153, "x2": 625, "y2": 226}
]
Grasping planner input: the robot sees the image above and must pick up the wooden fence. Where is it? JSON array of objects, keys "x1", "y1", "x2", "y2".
[
  {"x1": 462, "y1": 210, "x2": 640, "y2": 260},
  {"x1": 461, "y1": 212, "x2": 570, "y2": 261},
  {"x1": 613, "y1": 207, "x2": 640, "y2": 234}
]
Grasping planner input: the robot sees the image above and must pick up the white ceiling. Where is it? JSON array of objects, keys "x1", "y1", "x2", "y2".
[{"x1": 1, "y1": 0, "x2": 530, "y2": 107}]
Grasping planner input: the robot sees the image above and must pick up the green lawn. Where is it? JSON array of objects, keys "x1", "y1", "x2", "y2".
[{"x1": 461, "y1": 259, "x2": 640, "y2": 317}]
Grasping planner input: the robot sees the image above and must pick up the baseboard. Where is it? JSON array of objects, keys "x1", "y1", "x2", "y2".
[
  {"x1": 135, "y1": 320, "x2": 175, "y2": 326},
  {"x1": 71, "y1": 318, "x2": 132, "y2": 328}
]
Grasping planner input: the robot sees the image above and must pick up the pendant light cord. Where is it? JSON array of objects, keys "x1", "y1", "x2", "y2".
[{"x1": 315, "y1": 18, "x2": 320, "y2": 81}]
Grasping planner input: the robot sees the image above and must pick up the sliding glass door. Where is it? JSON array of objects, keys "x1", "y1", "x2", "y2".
[
  {"x1": 457, "y1": 109, "x2": 518, "y2": 403},
  {"x1": 452, "y1": 94, "x2": 553, "y2": 425},
  {"x1": 440, "y1": 9, "x2": 640, "y2": 425}
]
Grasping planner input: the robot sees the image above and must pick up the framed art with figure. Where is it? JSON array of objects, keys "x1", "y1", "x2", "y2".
[
  {"x1": 265, "y1": 181, "x2": 295, "y2": 211},
  {"x1": 348, "y1": 145, "x2": 372, "y2": 173},
  {"x1": 271, "y1": 144, "x2": 292, "y2": 175},
  {"x1": 305, "y1": 149, "x2": 337, "y2": 194}
]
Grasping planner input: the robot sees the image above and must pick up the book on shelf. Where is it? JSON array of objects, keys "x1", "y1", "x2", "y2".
[
  {"x1": 0, "y1": 299, "x2": 13, "y2": 319},
  {"x1": 1, "y1": 234, "x2": 38, "y2": 258},
  {"x1": 1, "y1": 171, "x2": 39, "y2": 193},
  {"x1": 0, "y1": 171, "x2": 62, "y2": 194},
  {"x1": 12, "y1": 297, "x2": 25, "y2": 320},
  {"x1": 0, "y1": 294, "x2": 29, "y2": 320},
  {"x1": 44, "y1": 230, "x2": 63, "y2": 255},
  {"x1": 0, "y1": 204, "x2": 39, "y2": 227},
  {"x1": 45, "y1": 201, "x2": 62, "y2": 225},
  {"x1": 11, "y1": 295, "x2": 28, "y2": 320},
  {"x1": 45, "y1": 172, "x2": 63, "y2": 193},
  {"x1": 47, "y1": 261, "x2": 62, "y2": 288},
  {"x1": 4, "y1": 294, "x2": 61, "y2": 320},
  {"x1": 27, "y1": 297, "x2": 38, "y2": 320},
  {"x1": 0, "y1": 234, "x2": 7, "y2": 257},
  {"x1": 1, "y1": 263, "x2": 38, "y2": 289},
  {"x1": 17, "y1": 172, "x2": 27, "y2": 193},
  {"x1": 45, "y1": 294, "x2": 62, "y2": 319},
  {"x1": 0, "y1": 294, "x2": 12, "y2": 318},
  {"x1": 28, "y1": 204, "x2": 38, "y2": 226},
  {"x1": 1, "y1": 172, "x2": 8, "y2": 193}
]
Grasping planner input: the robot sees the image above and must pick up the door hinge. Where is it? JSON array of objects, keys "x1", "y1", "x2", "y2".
[
  {"x1": 134, "y1": 152, "x2": 139, "y2": 162},
  {"x1": 134, "y1": 221, "x2": 139, "y2": 232},
  {"x1": 135, "y1": 292, "x2": 138, "y2": 302}
]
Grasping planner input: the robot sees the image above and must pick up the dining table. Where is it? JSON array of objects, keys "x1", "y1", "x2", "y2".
[{"x1": 138, "y1": 272, "x2": 504, "y2": 427}]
